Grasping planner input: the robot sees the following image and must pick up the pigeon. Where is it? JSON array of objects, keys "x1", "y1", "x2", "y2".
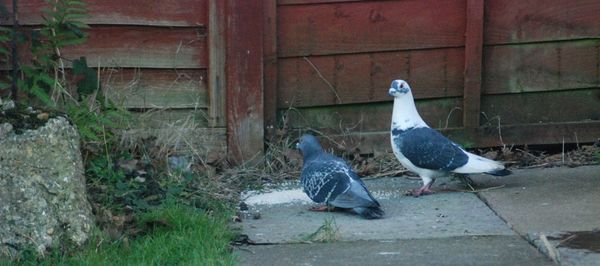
[
  {"x1": 388, "y1": 79, "x2": 511, "y2": 196},
  {"x1": 296, "y1": 134, "x2": 384, "y2": 219}
]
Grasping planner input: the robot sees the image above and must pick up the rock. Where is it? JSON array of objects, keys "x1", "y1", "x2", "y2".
[
  {"x1": 0, "y1": 100, "x2": 15, "y2": 111},
  {"x1": 0, "y1": 116, "x2": 95, "y2": 258},
  {"x1": 0, "y1": 123, "x2": 12, "y2": 139}
]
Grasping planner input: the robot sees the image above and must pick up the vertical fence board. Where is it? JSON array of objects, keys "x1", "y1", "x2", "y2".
[
  {"x1": 208, "y1": 0, "x2": 226, "y2": 127},
  {"x1": 226, "y1": 0, "x2": 265, "y2": 164},
  {"x1": 264, "y1": 0, "x2": 279, "y2": 140},
  {"x1": 463, "y1": 0, "x2": 485, "y2": 128}
]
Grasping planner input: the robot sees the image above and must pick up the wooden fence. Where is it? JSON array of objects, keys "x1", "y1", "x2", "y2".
[
  {"x1": 270, "y1": 0, "x2": 600, "y2": 156},
  {"x1": 4, "y1": 0, "x2": 600, "y2": 163}
]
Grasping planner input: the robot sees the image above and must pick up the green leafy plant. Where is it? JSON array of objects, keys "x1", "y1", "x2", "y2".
[
  {"x1": 1, "y1": 0, "x2": 129, "y2": 144},
  {"x1": 0, "y1": 27, "x2": 10, "y2": 91},
  {"x1": 17, "y1": 0, "x2": 90, "y2": 106}
]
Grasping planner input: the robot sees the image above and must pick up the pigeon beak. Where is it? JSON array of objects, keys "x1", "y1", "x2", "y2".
[{"x1": 388, "y1": 88, "x2": 396, "y2": 97}]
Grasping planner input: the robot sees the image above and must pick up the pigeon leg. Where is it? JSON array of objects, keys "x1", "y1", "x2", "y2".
[
  {"x1": 408, "y1": 178, "x2": 436, "y2": 197},
  {"x1": 308, "y1": 205, "x2": 330, "y2": 212}
]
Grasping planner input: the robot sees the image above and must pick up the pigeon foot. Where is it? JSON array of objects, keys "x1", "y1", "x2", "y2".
[
  {"x1": 308, "y1": 205, "x2": 330, "y2": 212},
  {"x1": 407, "y1": 186, "x2": 435, "y2": 197}
]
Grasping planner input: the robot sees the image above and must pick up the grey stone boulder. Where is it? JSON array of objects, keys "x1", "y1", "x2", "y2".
[{"x1": 0, "y1": 116, "x2": 95, "y2": 258}]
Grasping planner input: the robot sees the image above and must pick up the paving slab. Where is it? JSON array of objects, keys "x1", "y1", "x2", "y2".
[
  {"x1": 235, "y1": 236, "x2": 551, "y2": 266},
  {"x1": 527, "y1": 231, "x2": 600, "y2": 266},
  {"x1": 472, "y1": 165, "x2": 600, "y2": 265},
  {"x1": 473, "y1": 165, "x2": 600, "y2": 234},
  {"x1": 240, "y1": 177, "x2": 514, "y2": 243}
]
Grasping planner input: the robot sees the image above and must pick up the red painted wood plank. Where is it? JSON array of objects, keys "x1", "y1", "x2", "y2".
[
  {"x1": 208, "y1": 0, "x2": 226, "y2": 127},
  {"x1": 2, "y1": 0, "x2": 208, "y2": 26},
  {"x1": 6, "y1": 26, "x2": 207, "y2": 69},
  {"x1": 58, "y1": 26, "x2": 206, "y2": 69},
  {"x1": 278, "y1": 48, "x2": 465, "y2": 108},
  {"x1": 278, "y1": 0, "x2": 365, "y2": 5},
  {"x1": 480, "y1": 88, "x2": 600, "y2": 125},
  {"x1": 226, "y1": 0, "x2": 265, "y2": 164},
  {"x1": 277, "y1": 0, "x2": 466, "y2": 57},
  {"x1": 483, "y1": 40, "x2": 600, "y2": 95},
  {"x1": 445, "y1": 121, "x2": 600, "y2": 148},
  {"x1": 264, "y1": 0, "x2": 279, "y2": 139},
  {"x1": 485, "y1": 0, "x2": 600, "y2": 44},
  {"x1": 463, "y1": 0, "x2": 484, "y2": 128}
]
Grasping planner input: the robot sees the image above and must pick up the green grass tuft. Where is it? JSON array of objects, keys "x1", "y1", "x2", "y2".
[{"x1": 302, "y1": 216, "x2": 340, "y2": 243}]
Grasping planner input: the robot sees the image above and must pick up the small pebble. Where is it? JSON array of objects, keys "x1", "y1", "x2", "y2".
[{"x1": 37, "y1": 112, "x2": 49, "y2": 121}]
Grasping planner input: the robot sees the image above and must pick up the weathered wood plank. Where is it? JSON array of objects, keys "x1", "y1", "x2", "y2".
[
  {"x1": 483, "y1": 39, "x2": 600, "y2": 95},
  {"x1": 121, "y1": 127, "x2": 226, "y2": 156},
  {"x1": 208, "y1": 0, "x2": 226, "y2": 127},
  {"x1": 264, "y1": 0, "x2": 279, "y2": 139},
  {"x1": 278, "y1": 48, "x2": 465, "y2": 108},
  {"x1": 2, "y1": 0, "x2": 208, "y2": 26},
  {"x1": 102, "y1": 69, "x2": 207, "y2": 109},
  {"x1": 463, "y1": 0, "x2": 484, "y2": 128},
  {"x1": 285, "y1": 98, "x2": 464, "y2": 133},
  {"x1": 278, "y1": 0, "x2": 365, "y2": 5},
  {"x1": 277, "y1": 0, "x2": 466, "y2": 57},
  {"x1": 480, "y1": 88, "x2": 600, "y2": 125},
  {"x1": 328, "y1": 121, "x2": 600, "y2": 154},
  {"x1": 485, "y1": 0, "x2": 600, "y2": 45},
  {"x1": 5, "y1": 26, "x2": 207, "y2": 69},
  {"x1": 128, "y1": 109, "x2": 210, "y2": 129},
  {"x1": 62, "y1": 26, "x2": 207, "y2": 69},
  {"x1": 226, "y1": 0, "x2": 264, "y2": 164}
]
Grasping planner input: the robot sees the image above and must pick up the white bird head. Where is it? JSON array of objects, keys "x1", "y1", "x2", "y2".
[
  {"x1": 388, "y1": 79, "x2": 428, "y2": 129},
  {"x1": 388, "y1": 79, "x2": 412, "y2": 98}
]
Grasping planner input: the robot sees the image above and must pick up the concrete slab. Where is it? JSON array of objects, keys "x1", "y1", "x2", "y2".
[
  {"x1": 235, "y1": 236, "x2": 551, "y2": 266},
  {"x1": 527, "y1": 231, "x2": 600, "y2": 266},
  {"x1": 473, "y1": 165, "x2": 600, "y2": 234},
  {"x1": 472, "y1": 165, "x2": 600, "y2": 265},
  {"x1": 240, "y1": 177, "x2": 514, "y2": 243}
]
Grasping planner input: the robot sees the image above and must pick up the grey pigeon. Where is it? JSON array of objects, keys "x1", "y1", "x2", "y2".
[
  {"x1": 296, "y1": 134, "x2": 384, "y2": 219},
  {"x1": 388, "y1": 79, "x2": 511, "y2": 196}
]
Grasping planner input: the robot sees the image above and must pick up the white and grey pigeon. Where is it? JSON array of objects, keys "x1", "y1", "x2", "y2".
[
  {"x1": 296, "y1": 134, "x2": 384, "y2": 219},
  {"x1": 388, "y1": 79, "x2": 511, "y2": 197}
]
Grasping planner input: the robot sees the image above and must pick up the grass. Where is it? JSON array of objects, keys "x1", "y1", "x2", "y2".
[
  {"x1": 5, "y1": 201, "x2": 235, "y2": 266},
  {"x1": 302, "y1": 216, "x2": 340, "y2": 243}
]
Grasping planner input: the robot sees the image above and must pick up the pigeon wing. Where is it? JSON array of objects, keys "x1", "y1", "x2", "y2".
[
  {"x1": 329, "y1": 176, "x2": 380, "y2": 208},
  {"x1": 301, "y1": 159, "x2": 350, "y2": 204},
  {"x1": 397, "y1": 127, "x2": 468, "y2": 171}
]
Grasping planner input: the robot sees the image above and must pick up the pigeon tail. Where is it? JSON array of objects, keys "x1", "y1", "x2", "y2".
[
  {"x1": 353, "y1": 206, "x2": 384, "y2": 219},
  {"x1": 453, "y1": 152, "x2": 507, "y2": 174},
  {"x1": 485, "y1": 168, "x2": 512, "y2": 176}
]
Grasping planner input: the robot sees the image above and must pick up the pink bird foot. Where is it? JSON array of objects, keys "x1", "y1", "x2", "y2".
[
  {"x1": 407, "y1": 186, "x2": 435, "y2": 197},
  {"x1": 308, "y1": 205, "x2": 330, "y2": 212},
  {"x1": 407, "y1": 180, "x2": 436, "y2": 197}
]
